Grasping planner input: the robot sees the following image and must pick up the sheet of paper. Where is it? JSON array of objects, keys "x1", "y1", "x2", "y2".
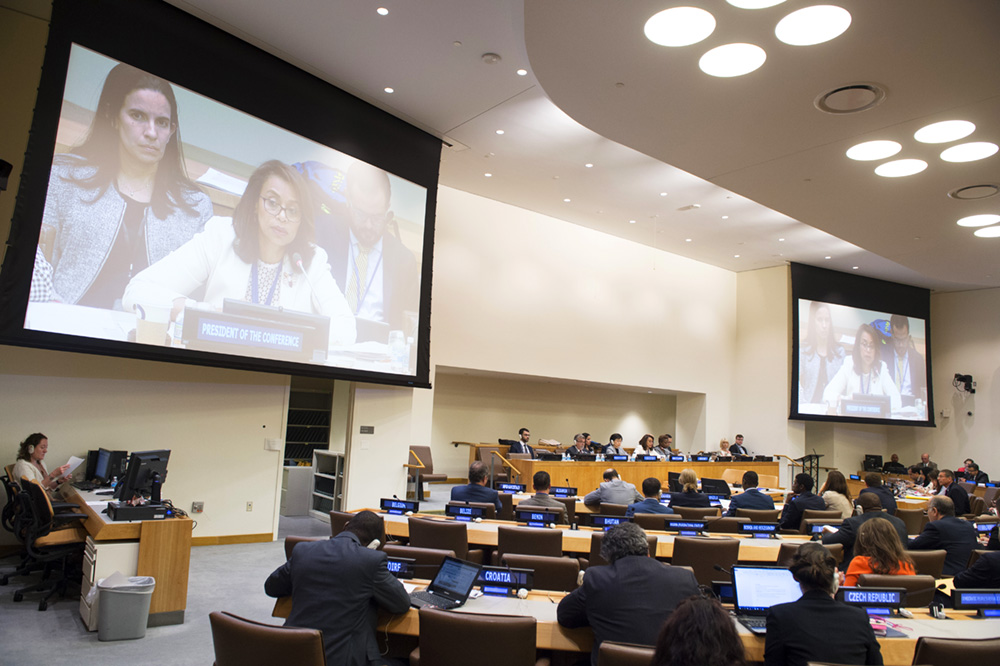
[
  {"x1": 402, "y1": 582, "x2": 419, "y2": 593},
  {"x1": 61, "y1": 455, "x2": 85, "y2": 478}
]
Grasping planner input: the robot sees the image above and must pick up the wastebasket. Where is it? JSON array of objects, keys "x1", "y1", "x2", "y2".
[{"x1": 97, "y1": 575, "x2": 156, "y2": 641}]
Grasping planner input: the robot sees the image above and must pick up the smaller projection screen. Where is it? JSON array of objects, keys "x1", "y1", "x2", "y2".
[{"x1": 790, "y1": 263, "x2": 934, "y2": 427}]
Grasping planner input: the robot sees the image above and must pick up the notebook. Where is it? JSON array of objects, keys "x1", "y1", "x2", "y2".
[
  {"x1": 409, "y1": 556, "x2": 482, "y2": 610},
  {"x1": 731, "y1": 565, "x2": 803, "y2": 634}
]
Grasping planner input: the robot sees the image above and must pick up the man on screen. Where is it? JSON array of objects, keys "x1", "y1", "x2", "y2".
[{"x1": 880, "y1": 315, "x2": 926, "y2": 408}]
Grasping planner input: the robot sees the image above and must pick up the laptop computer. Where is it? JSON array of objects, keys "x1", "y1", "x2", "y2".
[
  {"x1": 409, "y1": 556, "x2": 483, "y2": 610},
  {"x1": 731, "y1": 565, "x2": 803, "y2": 634}
]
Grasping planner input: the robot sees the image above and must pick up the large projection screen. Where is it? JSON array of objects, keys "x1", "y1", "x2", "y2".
[{"x1": 0, "y1": 0, "x2": 440, "y2": 387}]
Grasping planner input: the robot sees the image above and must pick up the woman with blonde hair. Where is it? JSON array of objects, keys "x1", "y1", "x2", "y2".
[
  {"x1": 819, "y1": 470, "x2": 854, "y2": 518},
  {"x1": 844, "y1": 517, "x2": 916, "y2": 586},
  {"x1": 668, "y1": 469, "x2": 711, "y2": 508}
]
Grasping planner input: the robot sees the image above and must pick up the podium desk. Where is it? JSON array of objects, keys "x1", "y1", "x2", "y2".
[{"x1": 61, "y1": 486, "x2": 192, "y2": 626}]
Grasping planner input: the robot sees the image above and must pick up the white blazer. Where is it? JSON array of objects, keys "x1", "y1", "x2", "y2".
[{"x1": 822, "y1": 357, "x2": 901, "y2": 413}]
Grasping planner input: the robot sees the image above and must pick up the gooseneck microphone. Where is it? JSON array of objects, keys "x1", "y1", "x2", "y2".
[
  {"x1": 291, "y1": 252, "x2": 322, "y2": 312},
  {"x1": 713, "y1": 564, "x2": 733, "y2": 576}
]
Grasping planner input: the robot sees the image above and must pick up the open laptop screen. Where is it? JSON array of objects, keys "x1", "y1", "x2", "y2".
[
  {"x1": 732, "y1": 566, "x2": 802, "y2": 614},
  {"x1": 429, "y1": 557, "x2": 482, "y2": 602}
]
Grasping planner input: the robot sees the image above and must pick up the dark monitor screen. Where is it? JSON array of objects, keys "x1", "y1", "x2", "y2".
[
  {"x1": 115, "y1": 449, "x2": 170, "y2": 503},
  {"x1": 93, "y1": 447, "x2": 112, "y2": 483}
]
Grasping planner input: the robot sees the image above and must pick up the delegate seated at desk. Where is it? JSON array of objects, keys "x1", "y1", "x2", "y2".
[
  {"x1": 625, "y1": 477, "x2": 675, "y2": 517},
  {"x1": 450, "y1": 461, "x2": 502, "y2": 512},
  {"x1": 667, "y1": 469, "x2": 710, "y2": 508},
  {"x1": 725, "y1": 471, "x2": 775, "y2": 516},
  {"x1": 12, "y1": 433, "x2": 71, "y2": 492},
  {"x1": 779, "y1": 473, "x2": 826, "y2": 530},
  {"x1": 518, "y1": 471, "x2": 567, "y2": 524},
  {"x1": 583, "y1": 468, "x2": 641, "y2": 507}
]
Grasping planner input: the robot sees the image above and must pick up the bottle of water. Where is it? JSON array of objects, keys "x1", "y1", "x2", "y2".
[{"x1": 110, "y1": 476, "x2": 118, "y2": 491}]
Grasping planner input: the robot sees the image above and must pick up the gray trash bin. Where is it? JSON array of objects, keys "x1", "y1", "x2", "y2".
[{"x1": 97, "y1": 576, "x2": 156, "y2": 641}]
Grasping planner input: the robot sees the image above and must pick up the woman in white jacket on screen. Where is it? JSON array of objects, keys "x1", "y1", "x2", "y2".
[
  {"x1": 123, "y1": 160, "x2": 355, "y2": 346},
  {"x1": 822, "y1": 323, "x2": 900, "y2": 416}
]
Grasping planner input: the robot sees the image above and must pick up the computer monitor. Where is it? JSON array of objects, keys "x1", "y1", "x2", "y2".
[
  {"x1": 93, "y1": 448, "x2": 128, "y2": 485},
  {"x1": 863, "y1": 454, "x2": 883, "y2": 472},
  {"x1": 115, "y1": 450, "x2": 170, "y2": 503}
]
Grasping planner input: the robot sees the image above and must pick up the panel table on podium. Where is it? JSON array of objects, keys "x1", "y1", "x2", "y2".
[{"x1": 512, "y1": 459, "x2": 780, "y2": 492}]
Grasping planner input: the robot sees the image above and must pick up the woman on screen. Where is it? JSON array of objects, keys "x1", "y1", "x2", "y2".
[
  {"x1": 31, "y1": 63, "x2": 213, "y2": 307},
  {"x1": 798, "y1": 302, "x2": 845, "y2": 405},
  {"x1": 123, "y1": 160, "x2": 356, "y2": 346},
  {"x1": 821, "y1": 323, "x2": 901, "y2": 416}
]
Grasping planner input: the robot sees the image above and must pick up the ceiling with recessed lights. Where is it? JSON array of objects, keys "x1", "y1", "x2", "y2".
[{"x1": 156, "y1": 0, "x2": 1000, "y2": 292}]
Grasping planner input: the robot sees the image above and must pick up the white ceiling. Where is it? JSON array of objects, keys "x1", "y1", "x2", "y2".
[{"x1": 158, "y1": 0, "x2": 1000, "y2": 292}]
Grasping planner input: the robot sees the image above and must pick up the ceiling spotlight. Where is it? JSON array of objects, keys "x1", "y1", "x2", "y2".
[
  {"x1": 914, "y1": 120, "x2": 975, "y2": 144},
  {"x1": 585, "y1": 163, "x2": 594, "y2": 168},
  {"x1": 875, "y1": 159, "x2": 928, "y2": 177},
  {"x1": 660, "y1": 192, "x2": 668, "y2": 197},
  {"x1": 383, "y1": 87, "x2": 394, "y2": 94},
  {"x1": 974, "y1": 226, "x2": 1000, "y2": 238},
  {"x1": 685, "y1": 238, "x2": 693, "y2": 242},
  {"x1": 644, "y1": 7, "x2": 716, "y2": 47},
  {"x1": 775, "y1": 5, "x2": 852, "y2": 46},
  {"x1": 940, "y1": 142, "x2": 999, "y2": 163},
  {"x1": 563, "y1": 198, "x2": 571, "y2": 203},
  {"x1": 852, "y1": 266, "x2": 859, "y2": 270},
  {"x1": 846, "y1": 140, "x2": 901, "y2": 161},
  {"x1": 481, "y1": 53, "x2": 502, "y2": 65},
  {"x1": 778, "y1": 238, "x2": 785, "y2": 241},
  {"x1": 734, "y1": 254, "x2": 740, "y2": 258},
  {"x1": 516, "y1": 68, "x2": 528, "y2": 76},
  {"x1": 722, "y1": 215, "x2": 729, "y2": 219},
  {"x1": 376, "y1": 7, "x2": 389, "y2": 16},
  {"x1": 495, "y1": 129, "x2": 505, "y2": 135},
  {"x1": 957, "y1": 214, "x2": 1000, "y2": 227},
  {"x1": 727, "y1": 0, "x2": 786, "y2": 8},
  {"x1": 825, "y1": 256, "x2": 832, "y2": 259},
  {"x1": 699, "y1": 43, "x2": 767, "y2": 77},
  {"x1": 629, "y1": 220, "x2": 637, "y2": 224},
  {"x1": 484, "y1": 173, "x2": 492, "y2": 178}
]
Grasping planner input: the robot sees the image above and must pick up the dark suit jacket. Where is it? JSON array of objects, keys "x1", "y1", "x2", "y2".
[
  {"x1": 945, "y1": 483, "x2": 971, "y2": 515},
  {"x1": 779, "y1": 491, "x2": 827, "y2": 530},
  {"x1": 729, "y1": 443, "x2": 748, "y2": 456},
  {"x1": 507, "y1": 440, "x2": 535, "y2": 458},
  {"x1": 765, "y1": 589, "x2": 883, "y2": 666},
  {"x1": 264, "y1": 532, "x2": 410, "y2": 666},
  {"x1": 908, "y1": 516, "x2": 978, "y2": 576},
  {"x1": 668, "y1": 490, "x2": 711, "y2": 508},
  {"x1": 859, "y1": 486, "x2": 897, "y2": 515},
  {"x1": 558, "y1": 556, "x2": 699, "y2": 665},
  {"x1": 450, "y1": 482, "x2": 502, "y2": 512},
  {"x1": 316, "y1": 219, "x2": 419, "y2": 335},
  {"x1": 953, "y1": 551, "x2": 1000, "y2": 589},
  {"x1": 821, "y1": 511, "x2": 909, "y2": 566},
  {"x1": 881, "y1": 344, "x2": 926, "y2": 404},
  {"x1": 725, "y1": 487, "x2": 776, "y2": 516},
  {"x1": 625, "y1": 498, "x2": 675, "y2": 517}
]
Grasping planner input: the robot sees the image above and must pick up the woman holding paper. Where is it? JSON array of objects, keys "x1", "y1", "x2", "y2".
[{"x1": 12, "y1": 433, "x2": 71, "y2": 491}]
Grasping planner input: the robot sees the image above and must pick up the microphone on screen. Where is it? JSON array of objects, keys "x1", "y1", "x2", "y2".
[{"x1": 291, "y1": 252, "x2": 322, "y2": 312}]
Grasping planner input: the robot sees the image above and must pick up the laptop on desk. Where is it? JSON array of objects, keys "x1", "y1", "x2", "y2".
[
  {"x1": 409, "y1": 556, "x2": 482, "y2": 610},
  {"x1": 731, "y1": 565, "x2": 802, "y2": 635}
]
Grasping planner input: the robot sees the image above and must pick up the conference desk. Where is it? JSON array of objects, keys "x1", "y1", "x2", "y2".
[
  {"x1": 60, "y1": 486, "x2": 192, "y2": 626},
  {"x1": 509, "y1": 459, "x2": 781, "y2": 494}
]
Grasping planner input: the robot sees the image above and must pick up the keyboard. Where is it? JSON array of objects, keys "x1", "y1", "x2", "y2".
[
  {"x1": 737, "y1": 617, "x2": 767, "y2": 634},
  {"x1": 410, "y1": 590, "x2": 459, "y2": 610},
  {"x1": 72, "y1": 481, "x2": 100, "y2": 491}
]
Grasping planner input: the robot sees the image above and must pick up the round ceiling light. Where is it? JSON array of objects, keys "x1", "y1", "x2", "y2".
[
  {"x1": 948, "y1": 184, "x2": 1000, "y2": 200},
  {"x1": 776, "y1": 5, "x2": 852, "y2": 46},
  {"x1": 874, "y1": 159, "x2": 928, "y2": 178},
  {"x1": 940, "y1": 142, "x2": 999, "y2": 163},
  {"x1": 957, "y1": 214, "x2": 1000, "y2": 227},
  {"x1": 727, "y1": 0, "x2": 786, "y2": 8},
  {"x1": 699, "y1": 43, "x2": 767, "y2": 77},
  {"x1": 644, "y1": 7, "x2": 716, "y2": 47},
  {"x1": 846, "y1": 140, "x2": 901, "y2": 161},
  {"x1": 973, "y1": 226, "x2": 1000, "y2": 238},
  {"x1": 914, "y1": 120, "x2": 975, "y2": 144}
]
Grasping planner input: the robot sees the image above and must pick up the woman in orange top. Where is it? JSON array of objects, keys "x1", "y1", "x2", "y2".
[{"x1": 844, "y1": 516, "x2": 916, "y2": 586}]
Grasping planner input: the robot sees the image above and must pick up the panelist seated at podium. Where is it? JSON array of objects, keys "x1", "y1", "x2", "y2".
[
  {"x1": 450, "y1": 461, "x2": 502, "y2": 512},
  {"x1": 564, "y1": 434, "x2": 588, "y2": 459},
  {"x1": 506, "y1": 428, "x2": 535, "y2": 458},
  {"x1": 123, "y1": 160, "x2": 356, "y2": 348}
]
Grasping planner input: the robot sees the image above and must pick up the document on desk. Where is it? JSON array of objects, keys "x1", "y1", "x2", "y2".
[{"x1": 61, "y1": 455, "x2": 85, "y2": 478}]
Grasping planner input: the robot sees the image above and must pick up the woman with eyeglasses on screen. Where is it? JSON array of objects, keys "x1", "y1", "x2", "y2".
[
  {"x1": 31, "y1": 63, "x2": 212, "y2": 307},
  {"x1": 123, "y1": 160, "x2": 356, "y2": 347},
  {"x1": 822, "y1": 323, "x2": 901, "y2": 416}
]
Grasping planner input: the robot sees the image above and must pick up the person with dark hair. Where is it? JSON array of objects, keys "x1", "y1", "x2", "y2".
[
  {"x1": 124, "y1": 160, "x2": 356, "y2": 347},
  {"x1": 908, "y1": 495, "x2": 977, "y2": 576},
  {"x1": 880, "y1": 315, "x2": 926, "y2": 407},
  {"x1": 822, "y1": 323, "x2": 901, "y2": 416},
  {"x1": 652, "y1": 595, "x2": 747, "y2": 666},
  {"x1": 626, "y1": 477, "x2": 675, "y2": 517},
  {"x1": 725, "y1": 470, "x2": 776, "y2": 516},
  {"x1": 634, "y1": 434, "x2": 657, "y2": 457},
  {"x1": 858, "y1": 472, "x2": 897, "y2": 516},
  {"x1": 906, "y1": 465, "x2": 927, "y2": 488},
  {"x1": 558, "y1": 522, "x2": 699, "y2": 665},
  {"x1": 936, "y1": 469, "x2": 971, "y2": 515},
  {"x1": 668, "y1": 469, "x2": 711, "y2": 508},
  {"x1": 450, "y1": 461, "x2": 502, "y2": 512},
  {"x1": 12, "y1": 433, "x2": 71, "y2": 491},
  {"x1": 604, "y1": 433, "x2": 627, "y2": 456},
  {"x1": 31, "y1": 62, "x2": 213, "y2": 306},
  {"x1": 729, "y1": 433, "x2": 748, "y2": 456},
  {"x1": 765, "y1": 543, "x2": 882, "y2": 666},
  {"x1": 583, "y1": 468, "x2": 642, "y2": 506},
  {"x1": 264, "y1": 510, "x2": 409, "y2": 666},
  {"x1": 565, "y1": 434, "x2": 588, "y2": 459},
  {"x1": 799, "y1": 301, "x2": 846, "y2": 405},
  {"x1": 819, "y1": 470, "x2": 853, "y2": 518},
  {"x1": 507, "y1": 427, "x2": 535, "y2": 457},
  {"x1": 881, "y1": 453, "x2": 907, "y2": 475},
  {"x1": 953, "y1": 550, "x2": 1000, "y2": 589},
  {"x1": 518, "y1": 471, "x2": 567, "y2": 523},
  {"x1": 779, "y1": 473, "x2": 827, "y2": 530},
  {"x1": 822, "y1": 492, "x2": 908, "y2": 567},
  {"x1": 964, "y1": 461, "x2": 989, "y2": 485},
  {"x1": 844, "y1": 517, "x2": 916, "y2": 586},
  {"x1": 652, "y1": 434, "x2": 674, "y2": 458}
]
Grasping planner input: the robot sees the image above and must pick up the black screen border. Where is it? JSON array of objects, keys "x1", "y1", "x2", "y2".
[
  {"x1": 790, "y1": 262, "x2": 934, "y2": 427},
  {"x1": 0, "y1": 0, "x2": 438, "y2": 388}
]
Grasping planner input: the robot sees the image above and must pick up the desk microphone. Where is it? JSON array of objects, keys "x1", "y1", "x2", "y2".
[
  {"x1": 713, "y1": 564, "x2": 733, "y2": 576},
  {"x1": 291, "y1": 252, "x2": 322, "y2": 312}
]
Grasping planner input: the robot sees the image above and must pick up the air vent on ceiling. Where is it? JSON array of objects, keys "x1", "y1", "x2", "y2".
[
  {"x1": 814, "y1": 83, "x2": 886, "y2": 115},
  {"x1": 948, "y1": 184, "x2": 999, "y2": 200}
]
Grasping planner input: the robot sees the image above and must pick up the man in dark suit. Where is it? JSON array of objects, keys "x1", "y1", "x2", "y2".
[
  {"x1": 506, "y1": 427, "x2": 535, "y2": 458},
  {"x1": 908, "y1": 495, "x2": 978, "y2": 576},
  {"x1": 625, "y1": 477, "x2": 676, "y2": 517},
  {"x1": 729, "y1": 433, "x2": 749, "y2": 456},
  {"x1": 265, "y1": 510, "x2": 410, "y2": 666},
  {"x1": 822, "y1": 492, "x2": 908, "y2": 566},
  {"x1": 858, "y1": 473, "x2": 897, "y2": 515},
  {"x1": 314, "y1": 161, "x2": 420, "y2": 340},
  {"x1": 557, "y1": 522, "x2": 699, "y2": 665},
  {"x1": 518, "y1": 471, "x2": 568, "y2": 524},
  {"x1": 954, "y1": 550, "x2": 1000, "y2": 589},
  {"x1": 450, "y1": 461, "x2": 503, "y2": 512},
  {"x1": 938, "y1": 469, "x2": 971, "y2": 515},
  {"x1": 725, "y1": 470, "x2": 776, "y2": 517},
  {"x1": 964, "y1": 461, "x2": 989, "y2": 485},
  {"x1": 564, "y1": 434, "x2": 588, "y2": 459},
  {"x1": 779, "y1": 473, "x2": 827, "y2": 530},
  {"x1": 881, "y1": 314, "x2": 926, "y2": 407}
]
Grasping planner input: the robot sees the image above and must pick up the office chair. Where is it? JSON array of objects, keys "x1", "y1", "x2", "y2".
[
  {"x1": 494, "y1": 525, "x2": 563, "y2": 565},
  {"x1": 907, "y1": 549, "x2": 946, "y2": 578},
  {"x1": 598, "y1": 641, "x2": 656, "y2": 666},
  {"x1": 735, "y1": 508, "x2": 781, "y2": 522},
  {"x1": 911, "y1": 636, "x2": 1000, "y2": 666},
  {"x1": 501, "y1": 553, "x2": 579, "y2": 592},
  {"x1": 408, "y1": 517, "x2": 484, "y2": 563},
  {"x1": 210, "y1": 610, "x2": 326, "y2": 666},
  {"x1": 670, "y1": 536, "x2": 739, "y2": 585},
  {"x1": 857, "y1": 574, "x2": 936, "y2": 607},
  {"x1": 410, "y1": 608, "x2": 548, "y2": 666}
]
